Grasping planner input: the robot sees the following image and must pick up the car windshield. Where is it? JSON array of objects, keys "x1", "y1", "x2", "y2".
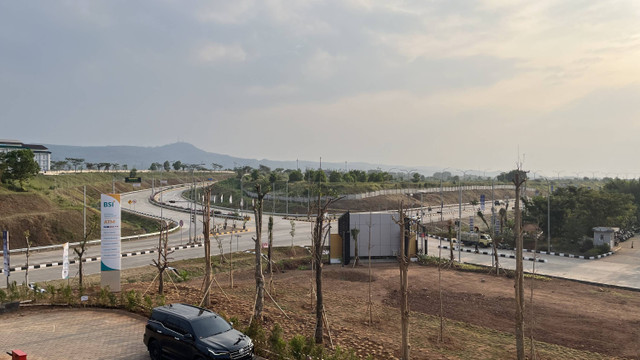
[{"x1": 191, "y1": 316, "x2": 232, "y2": 338}]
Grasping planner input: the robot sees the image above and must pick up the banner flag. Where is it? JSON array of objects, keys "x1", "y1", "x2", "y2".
[
  {"x1": 62, "y1": 242, "x2": 69, "y2": 279},
  {"x1": 2, "y1": 231, "x2": 9, "y2": 277}
]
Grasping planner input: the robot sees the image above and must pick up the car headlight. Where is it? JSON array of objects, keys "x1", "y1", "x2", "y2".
[{"x1": 208, "y1": 348, "x2": 229, "y2": 356}]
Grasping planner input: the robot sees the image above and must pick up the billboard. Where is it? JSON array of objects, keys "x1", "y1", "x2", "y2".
[{"x1": 101, "y1": 193, "x2": 121, "y2": 291}]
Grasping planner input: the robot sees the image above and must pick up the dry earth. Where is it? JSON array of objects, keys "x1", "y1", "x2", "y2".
[{"x1": 123, "y1": 260, "x2": 640, "y2": 359}]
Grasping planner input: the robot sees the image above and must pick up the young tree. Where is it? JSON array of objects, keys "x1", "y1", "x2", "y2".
[
  {"x1": 73, "y1": 214, "x2": 99, "y2": 289},
  {"x1": 267, "y1": 216, "x2": 274, "y2": 273},
  {"x1": 394, "y1": 202, "x2": 411, "y2": 360},
  {"x1": 203, "y1": 186, "x2": 212, "y2": 306},
  {"x1": 251, "y1": 184, "x2": 268, "y2": 323},
  {"x1": 163, "y1": 160, "x2": 171, "y2": 172},
  {"x1": 289, "y1": 220, "x2": 296, "y2": 247},
  {"x1": 24, "y1": 230, "x2": 32, "y2": 285},
  {"x1": 312, "y1": 191, "x2": 341, "y2": 344},
  {"x1": 513, "y1": 169, "x2": 527, "y2": 360},
  {"x1": 478, "y1": 210, "x2": 501, "y2": 274},
  {"x1": 350, "y1": 228, "x2": 360, "y2": 266},
  {"x1": 152, "y1": 221, "x2": 173, "y2": 295}
]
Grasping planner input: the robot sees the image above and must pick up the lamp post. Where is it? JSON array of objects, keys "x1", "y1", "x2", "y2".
[
  {"x1": 457, "y1": 169, "x2": 472, "y2": 263},
  {"x1": 440, "y1": 167, "x2": 450, "y2": 223}
]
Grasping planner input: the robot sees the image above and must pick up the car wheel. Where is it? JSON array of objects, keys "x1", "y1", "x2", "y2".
[{"x1": 148, "y1": 340, "x2": 162, "y2": 360}]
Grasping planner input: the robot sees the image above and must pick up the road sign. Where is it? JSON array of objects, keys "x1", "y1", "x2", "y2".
[
  {"x1": 262, "y1": 242, "x2": 268, "y2": 249},
  {"x1": 125, "y1": 177, "x2": 142, "y2": 183},
  {"x1": 469, "y1": 216, "x2": 474, "y2": 230},
  {"x1": 480, "y1": 194, "x2": 485, "y2": 211},
  {"x1": 179, "y1": 220, "x2": 184, "y2": 227},
  {"x1": 128, "y1": 200, "x2": 132, "y2": 205}
]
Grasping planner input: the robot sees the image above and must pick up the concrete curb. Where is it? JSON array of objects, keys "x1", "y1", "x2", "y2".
[
  {"x1": 437, "y1": 245, "x2": 547, "y2": 263},
  {"x1": 428, "y1": 236, "x2": 612, "y2": 260},
  {"x1": 522, "y1": 248, "x2": 614, "y2": 260}
]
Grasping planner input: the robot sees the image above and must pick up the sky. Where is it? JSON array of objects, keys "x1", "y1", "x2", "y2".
[{"x1": 2, "y1": 0, "x2": 640, "y2": 177}]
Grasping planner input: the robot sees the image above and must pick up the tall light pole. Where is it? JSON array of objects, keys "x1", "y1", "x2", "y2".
[
  {"x1": 440, "y1": 167, "x2": 450, "y2": 223},
  {"x1": 542, "y1": 176, "x2": 552, "y2": 253},
  {"x1": 457, "y1": 170, "x2": 471, "y2": 262}
]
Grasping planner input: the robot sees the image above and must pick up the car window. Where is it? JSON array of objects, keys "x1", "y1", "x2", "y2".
[
  {"x1": 191, "y1": 316, "x2": 232, "y2": 338},
  {"x1": 165, "y1": 318, "x2": 188, "y2": 335}
]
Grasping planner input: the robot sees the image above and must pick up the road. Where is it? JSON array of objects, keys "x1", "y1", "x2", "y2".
[
  {"x1": 3, "y1": 184, "x2": 639, "y2": 290},
  {"x1": 1, "y1": 185, "x2": 315, "y2": 287}
]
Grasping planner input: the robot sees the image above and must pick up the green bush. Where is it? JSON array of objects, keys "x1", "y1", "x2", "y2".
[
  {"x1": 144, "y1": 295, "x2": 153, "y2": 310},
  {"x1": 58, "y1": 284, "x2": 73, "y2": 304},
  {"x1": 268, "y1": 323, "x2": 287, "y2": 360},
  {"x1": 122, "y1": 290, "x2": 141, "y2": 311},
  {"x1": 0, "y1": 288, "x2": 6, "y2": 303},
  {"x1": 243, "y1": 321, "x2": 267, "y2": 357}
]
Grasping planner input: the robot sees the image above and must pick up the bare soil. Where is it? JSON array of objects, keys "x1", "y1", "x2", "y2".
[{"x1": 122, "y1": 260, "x2": 640, "y2": 359}]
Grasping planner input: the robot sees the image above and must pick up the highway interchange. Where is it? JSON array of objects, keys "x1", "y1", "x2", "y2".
[{"x1": 2, "y1": 184, "x2": 640, "y2": 290}]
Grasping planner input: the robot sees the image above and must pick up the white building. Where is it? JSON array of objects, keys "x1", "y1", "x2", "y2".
[
  {"x1": 593, "y1": 227, "x2": 615, "y2": 249},
  {"x1": 0, "y1": 139, "x2": 51, "y2": 172}
]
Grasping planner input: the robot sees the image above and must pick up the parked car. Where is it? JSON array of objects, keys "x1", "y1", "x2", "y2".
[{"x1": 144, "y1": 303, "x2": 254, "y2": 360}]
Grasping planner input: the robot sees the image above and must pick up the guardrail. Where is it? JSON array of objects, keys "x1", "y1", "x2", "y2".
[{"x1": 8, "y1": 208, "x2": 180, "y2": 255}]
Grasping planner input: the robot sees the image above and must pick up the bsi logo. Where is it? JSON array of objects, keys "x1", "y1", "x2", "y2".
[{"x1": 103, "y1": 201, "x2": 115, "y2": 208}]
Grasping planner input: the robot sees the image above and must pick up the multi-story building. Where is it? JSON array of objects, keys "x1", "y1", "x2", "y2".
[{"x1": 0, "y1": 139, "x2": 51, "y2": 172}]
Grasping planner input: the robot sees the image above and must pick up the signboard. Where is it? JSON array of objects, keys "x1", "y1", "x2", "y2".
[
  {"x1": 179, "y1": 220, "x2": 184, "y2": 227},
  {"x1": 160, "y1": 180, "x2": 168, "y2": 185},
  {"x1": 2, "y1": 231, "x2": 9, "y2": 278},
  {"x1": 469, "y1": 216, "x2": 474, "y2": 231},
  {"x1": 125, "y1": 177, "x2": 142, "y2": 183},
  {"x1": 62, "y1": 242, "x2": 69, "y2": 279},
  {"x1": 480, "y1": 194, "x2": 485, "y2": 211},
  {"x1": 101, "y1": 193, "x2": 121, "y2": 292},
  {"x1": 262, "y1": 242, "x2": 268, "y2": 249},
  {"x1": 132, "y1": 183, "x2": 141, "y2": 188}
]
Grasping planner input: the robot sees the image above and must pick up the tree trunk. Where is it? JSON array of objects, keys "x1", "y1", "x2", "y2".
[
  {"x1": 398, "y1": 204, "x2": 410, "y2": 360},
  {"x1": 268, "y1": 216, "x2": 273, "y2": 274},
  {"x1": 203, "y1": 187, "x2": 212, "y2": 307},
  {"x1": 252, "y1": 184, "x2": 266, "y2": 322},
  {"x1": 514, "y1": 172, "x2": 526, "y2": 360},
  {"x1": 313, "y1": 203, "x2": 324, "y2": 344}
]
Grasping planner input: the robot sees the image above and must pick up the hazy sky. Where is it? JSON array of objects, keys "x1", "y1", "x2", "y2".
[{"x1": 2, "y1": 1, "x2": 640, "y2": 177}]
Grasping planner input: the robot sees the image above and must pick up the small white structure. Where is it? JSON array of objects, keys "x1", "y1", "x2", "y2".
[{"x1": 593, "y1": 227, "x2": 615, "y2": 249}]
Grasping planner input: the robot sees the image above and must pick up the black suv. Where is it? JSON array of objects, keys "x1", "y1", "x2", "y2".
[{"x1": 143, "y1": 303, "x2": 254, "y2": 360}]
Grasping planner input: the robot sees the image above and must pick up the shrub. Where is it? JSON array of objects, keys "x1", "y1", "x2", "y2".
[
  {"x1": 243, "y1": 321, "x2": 267, "y2": 357},
  {"x1": 268, "y1": 323, "x2": 287, "y2": 360},
  {"x1": 122, "y1": 290, "x2": 141, "y2": 311},
  {"x1": 143, "y1": 295, "x2": 153, "y2": 310},
  {"x1": 0, "y1": 288, "x2": 6, "y2": 303}
]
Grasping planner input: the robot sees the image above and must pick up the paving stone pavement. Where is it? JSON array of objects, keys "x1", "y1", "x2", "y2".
[{"x1": 0, "y1": 307, "x2": 149, "y2": 360}]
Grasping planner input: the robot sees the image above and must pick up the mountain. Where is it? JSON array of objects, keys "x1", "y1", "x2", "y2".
[{"x1": 45, "y1": 142, "x2": 445, "y2": 175}]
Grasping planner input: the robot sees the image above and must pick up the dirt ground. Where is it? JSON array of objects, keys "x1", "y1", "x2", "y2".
[{"x1": 123, "y1": 260, "x2": 640, "y2": 360}]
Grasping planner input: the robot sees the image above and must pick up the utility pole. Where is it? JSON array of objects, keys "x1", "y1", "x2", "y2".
[
  {"x1": 286, "y1": 180, "x2": 289, "y2": 216},
  {"x1": 458, "y1": 179, "x2": 462, "y2": 263}
]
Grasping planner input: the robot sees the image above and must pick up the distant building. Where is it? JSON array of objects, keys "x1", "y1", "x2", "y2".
[
  {"x1": 0, "y1": 139, "x2": 51, "y2": 172},
  {"x1": 593, "y1": 227, "x2": 615, "y2": 249}
]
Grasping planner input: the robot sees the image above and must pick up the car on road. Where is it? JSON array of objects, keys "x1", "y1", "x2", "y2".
[{"x1": 144, "y1": 303, "x2": 254, "y2": 360}]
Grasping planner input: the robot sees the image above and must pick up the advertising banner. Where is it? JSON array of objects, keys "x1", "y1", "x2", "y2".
[
  {"x1": 2, "y1": 231, "x2": 9, "y2": 278},
  {"x1": 101, "y1": 194, "x2": 121, "y2": 272},
  {"x1": 62, "y1": 242, "x2": 69, "y2": 279},
  {"x1": 101, "y1": 194, "x2": 121, "y2": 291}
]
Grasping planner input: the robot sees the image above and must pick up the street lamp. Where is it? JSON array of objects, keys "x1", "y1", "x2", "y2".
[
  {"x1": 439, "y1": 167, "x2": 450, "y2": 223},
  {"x1": 456, "y1": 169, "x2": 472, "y2": 262}
]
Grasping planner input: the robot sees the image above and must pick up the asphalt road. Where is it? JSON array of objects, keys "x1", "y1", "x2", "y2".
[{"x1": 3, "y1": 185, "x2": 639, "y2": 291}]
